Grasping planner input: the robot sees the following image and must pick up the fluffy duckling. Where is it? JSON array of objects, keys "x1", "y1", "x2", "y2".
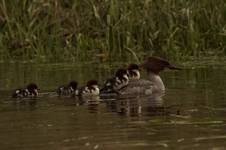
[
  {"x1": 12, "y1": 83, "x2": 39, "y2": 98},
  {"x1": 100, "y1": 68, "x2": 129, "y2": 94},
  {"x1": 127, "y1": 64, "x2": 140, "y2": 80},
  {"x1": 57, "y1": 81, "x2": 78, "y2": 97},
  {"x1": 114, "y1": 69, "x2": 129, "y2": 90},
  {"x1": 79, "y1": 80, "x2": 100, "y2": 97}
]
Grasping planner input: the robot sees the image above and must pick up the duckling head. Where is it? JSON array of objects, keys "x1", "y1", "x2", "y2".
[
  {"x1": 115, "y1": 68, "x2": 129, "y2": 82},
  {"x1": 26, "y1": 83, "x2": 39, "y2": 96},
  {"x1": 68, "y1": 81, "x2": 78, "y2": 91},
  {"x1": 86, "y1": 80, "x2": 99, "y2": 96},
  {"x1": 127, "y1": 63, "x2": 140, "y2": 80}
]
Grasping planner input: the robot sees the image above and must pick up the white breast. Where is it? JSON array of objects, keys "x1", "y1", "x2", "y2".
[
  {"x1": 147, "y1": 72, "x2": 165, "y2": 92},
  {"x1": 130, "y1": 70, "x2": 140, "y2": 80},
  {"x1": 90, "y1": 85, "x2": 100, "y2": 96}
]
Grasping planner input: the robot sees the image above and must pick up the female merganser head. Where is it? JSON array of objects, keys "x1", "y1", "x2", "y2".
[
  {"x1": 127, "y1": 64, "x2": 140, "y2": 80},
  {"x1": 12, "y1": 83, "x2": 39, "y2": 98},
  {"x1": 140, "y1": 56, "x2": 181, "y2": 92},
  {"x1": 100, "y1": 68, "x2": 129, "y2": 95},
  {"x1": 141, "y1": 56, "x2": 181, "y2": 74},
  {"x1": 57, "y1": 81, "x2": 78, "y2": 96},
  {"x1": 79, "y1": 80, "x2": 100, "y2": 97}
]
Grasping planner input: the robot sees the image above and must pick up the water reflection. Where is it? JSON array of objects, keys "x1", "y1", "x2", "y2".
[
  {"x1": 79, "y1": 96, "x2": 101, "y2": 113},
  {"x1": 7, "y1": 88, "x2": 168, "y2": 117},
  {"x1": 104, "y1": 91, "x2": 167, "y2": 117},
  {"x1": 1, "y1": 63, "x2": 226, "y2": 150},
  {"x1": 12, "y1": 99, "x2": 37, "y2": 111}
]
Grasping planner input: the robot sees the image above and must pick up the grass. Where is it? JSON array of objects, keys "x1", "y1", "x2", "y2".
[{"x1": 0, "y1": 0, "x2": 225, "y2": 63}]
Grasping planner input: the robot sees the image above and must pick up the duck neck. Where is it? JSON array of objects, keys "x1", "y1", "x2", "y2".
[{"x1": 147, "y1": 71, "x2": 165, "y2": 92}]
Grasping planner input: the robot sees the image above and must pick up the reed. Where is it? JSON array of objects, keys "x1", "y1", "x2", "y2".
[{"x1": 0, "y1": 0, "x2": 225, "y2": 63}]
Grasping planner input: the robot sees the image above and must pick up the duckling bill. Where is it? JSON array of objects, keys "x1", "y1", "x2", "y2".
[
  {"x1": 140, "y1": 56, "x2": 182, "y2": 92},
  {"x1": 140, "y1": 56, "x2": 182, "y2": 74}
]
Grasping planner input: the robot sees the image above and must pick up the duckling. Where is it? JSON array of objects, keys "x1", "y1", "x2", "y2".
[
  {"x1": 57, "y1": 81, "x2": 78, "y2": 97},
  {"x1": 127, "y1": 63, "x2": 141, "y2": 80},
  {"x1": 114, "y1": 69, "x2": 129, "y2": 90},
  {"x1": 12, "y1": 89, "x2": 28, "y2": 98},
  {"x1": 100, "y1": 68, "x2": 129, "y2": 95},
  {"x1": 12, "y1": 83, "x2": 39, "y2": 98},
  {"x1": 79, "y1": 80, "x2": 100, "y2": 97}
]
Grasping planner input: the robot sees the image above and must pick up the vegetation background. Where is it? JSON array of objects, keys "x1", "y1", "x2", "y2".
[{"x1": 0, "y1": 0, "x2": 225, "y2": 63}]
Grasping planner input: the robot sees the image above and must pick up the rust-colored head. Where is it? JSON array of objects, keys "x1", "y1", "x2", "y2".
[{"x1": 140, "y1": 56, "x2": 181, "y2": 74}]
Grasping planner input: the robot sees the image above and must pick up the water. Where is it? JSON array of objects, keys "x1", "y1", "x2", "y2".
[{"x1": 1, "y1": 62, "x2": 226, "y2": 150}]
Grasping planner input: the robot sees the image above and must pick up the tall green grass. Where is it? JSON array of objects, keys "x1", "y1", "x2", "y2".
[{"x1": 0, "y1": 0, "x2": 225, "y2": 63}]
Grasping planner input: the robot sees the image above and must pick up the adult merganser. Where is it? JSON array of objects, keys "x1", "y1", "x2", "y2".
[
  {"x1": 12, "y1": 83, "x2": 39, "y2": 98},
  {"x1": 119, "y1": 56, "x2": 181, "y2": 96},
  {"x1": 57, "y1": 81, "x2": 78, "y2": 97}
]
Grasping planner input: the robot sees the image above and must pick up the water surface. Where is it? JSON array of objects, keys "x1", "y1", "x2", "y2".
[{"x1": 0, "y1": 62, "x2": 226, "y2": 150}]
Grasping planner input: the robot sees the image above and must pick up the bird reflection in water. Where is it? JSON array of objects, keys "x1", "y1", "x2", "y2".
[
  {"x1": 105, "y1": 91, "x2": 168, "y2": 117},
  {"x1": 12, "y1": 98, "x2": 38, "y2": 111},
  {"x1": 79, "y1": 95, "x2": 101, "y2": 113}
]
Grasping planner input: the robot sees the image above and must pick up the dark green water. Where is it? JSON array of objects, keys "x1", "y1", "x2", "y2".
[{"x1": 1, "y1": 62, "x2": 226, "y2": 150}]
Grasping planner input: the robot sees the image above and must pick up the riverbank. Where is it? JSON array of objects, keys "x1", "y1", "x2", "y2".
[{"x1": 0, "y1": 0, "x2": 225, "y2": 62}]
